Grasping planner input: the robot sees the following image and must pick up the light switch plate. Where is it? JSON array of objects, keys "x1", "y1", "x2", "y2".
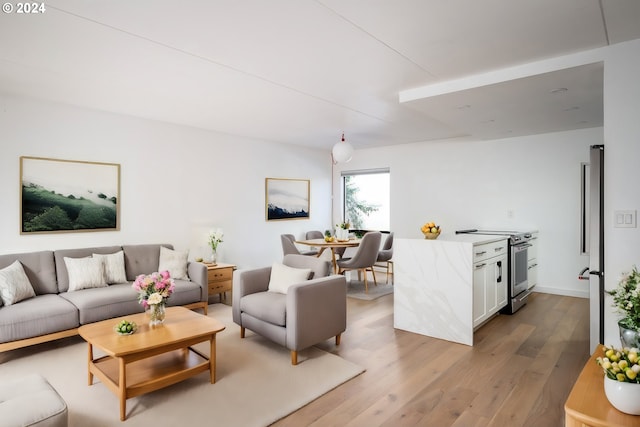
[{"x1": 614, "y1": 210, "x2": 637, "y2": 228}]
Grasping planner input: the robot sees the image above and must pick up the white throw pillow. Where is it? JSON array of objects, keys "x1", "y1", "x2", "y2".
[
  {"x1": 64, "y1": 256, "x2": 107, "y2": 292},
  {"x1": 93, "y1": 251, "x2": 127, "y2": 284},
  {"x1": 0, "y1": 260, "x2": 36, "y2": 306},
  {"x1": 267, "y1": 262, "x2": 312, "y2": 294},
  {"x1": 158, "y1": 246, "x2": 190, "y2": 280}
]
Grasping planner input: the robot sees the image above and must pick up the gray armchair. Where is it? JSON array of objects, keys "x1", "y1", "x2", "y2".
[{"x1": 232, "y1": 254, "x2": 347, "y2": 365}]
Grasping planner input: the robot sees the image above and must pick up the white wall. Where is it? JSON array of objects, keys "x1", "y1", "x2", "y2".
[
  {"x1": 0, "y1": 95, "x2": 332, "y2": 269},
  {"x1": 334, "y1": 128, "x2": 601, "y2": 298},
  {"x1": 602, "y1": 39, "x2": 640, "y2": 345}
]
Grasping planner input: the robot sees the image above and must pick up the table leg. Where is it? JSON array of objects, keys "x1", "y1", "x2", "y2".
[
  {"x1": 210, "y1": 334, "x2": 216, "y2": 384},
  {"x1": 331, "y1": 248, "x2": 338, "y2": 274},
  {"x1": 118, "y1": 357, "x2": 126, "y2": 421},
  {"x1": 87, "y1": 343, "x2": 94, "y2": 386}
]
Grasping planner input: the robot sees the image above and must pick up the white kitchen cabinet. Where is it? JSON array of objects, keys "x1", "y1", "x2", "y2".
[
  {"x1": 527, "y1": 232, "x2": 539, "y2": 289},
  {"x1": 473, "y1": 241, "x2": 508, "y2": 329}
]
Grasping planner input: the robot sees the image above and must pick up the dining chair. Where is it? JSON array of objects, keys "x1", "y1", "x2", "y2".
[
  {"x1": 281, "y1": 234, "x2": 317, "y2": 256},
  {"x1": 336, "y1": 231, "x2": 381, "y2": 293},
  {"x1": 374, "y1": 232, "x2": 394, "y2": 284},
  {"x1": 305, "y1": 230, "x2": 323, "y2": 239}
]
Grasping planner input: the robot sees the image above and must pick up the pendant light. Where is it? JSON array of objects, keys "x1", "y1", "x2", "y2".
[{"x1": 331, "y1": 133, "x2": 354, "y2": 163}]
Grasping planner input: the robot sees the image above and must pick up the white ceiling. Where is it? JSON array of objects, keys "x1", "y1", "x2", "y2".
[{"x1": 1, "y1": 0, "x2": 639, "y2": 151}]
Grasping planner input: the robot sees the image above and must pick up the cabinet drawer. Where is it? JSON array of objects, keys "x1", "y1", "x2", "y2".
[
  {"x1": 209, "y1": 279, "x2": 232, "y2": 294},
  {"x1": 208, "y1": 268, "x2": 233, "y2": 282},
  {"x1": 473, "y1": 240, "x2": 508, "y2": 263}
]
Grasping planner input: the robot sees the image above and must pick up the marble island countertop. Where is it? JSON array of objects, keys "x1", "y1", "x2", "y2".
[
  {"x1": 422, "y1": 233, "x2": 508, "y2": 244},
  {"x1": 393, "y1": 234, "x2": 509, "y2": 346}
]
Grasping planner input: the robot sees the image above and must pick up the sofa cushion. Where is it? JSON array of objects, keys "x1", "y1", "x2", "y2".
[
  {"x1": 268, "y1": 262, "x2": 311, "y2": 294},
  {"x1": 165, "y1": 279, "x2": 202, "y2": 307},
  {"x1": 158, "y1": 246, "x2": 189, "y2": 280},
  {"x1": 0, "y1": 373, "x2": 68, "y2": 427},
  {"x1": 282, "y1": 254, "x2": 330, "y2": 279},
  {"x1": 240, "y1": 292, "x2": 287, "y2": 326},
  {"x1": 64, "y1": 257, "x2": 108, "y2": 292},
  {"x1": 93, "y1": 250, "x2": 127, "y2": 284},
  {"x1": 123, "y1": 244, "x2": 173, "y2": 281},
  {"x1": 54, "y1": 246, "x2": 122, "y2": 293},
  {"x1": 0, "y1": 260, "x2": 37, "y2": 306},
  {"x1": 0, "y1": 294, "x2": 79, "y2": 343},
  {"x1": 0, "y1": 251, "x2": 57, "y2": 295},
  {"x1": 60, "y1": 284, "x2": 144, "y2": 325}
]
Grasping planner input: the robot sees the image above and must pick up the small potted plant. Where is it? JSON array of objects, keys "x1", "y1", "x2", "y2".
[
  {"x1": 596, "y1": 344, "x2": 640, "y2": 414},
  {"x1": 335, "y1": 221, "x2": 350, "y2": 241},
  {"x1": 609, "y1": 266, "x2": 640, "y2": 348}
]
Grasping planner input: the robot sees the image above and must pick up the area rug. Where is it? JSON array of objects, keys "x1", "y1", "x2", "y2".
[
  {"x1": 346, "y1": 279, "x2": 394, "y2": 300},
  {"x1": 0, "y1": 304, "x2": 364, "y2": 427}
]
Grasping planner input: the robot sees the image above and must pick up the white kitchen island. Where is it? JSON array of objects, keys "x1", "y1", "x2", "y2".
[{"x1": 394, "y1": 233, "x2": 508, "y2": 346}]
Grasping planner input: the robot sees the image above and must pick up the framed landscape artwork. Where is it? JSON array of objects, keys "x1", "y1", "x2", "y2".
[
  {"x1": 265, "y1": 178, "x2": 310, "y2": 221},
  {"x1": 20, "y1": 156, "x2": 121, "y2": 234}
]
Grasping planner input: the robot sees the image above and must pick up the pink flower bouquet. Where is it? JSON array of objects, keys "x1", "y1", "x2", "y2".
[{"x1": 132, "y1": 271, "x2": 175, "y2": 309}]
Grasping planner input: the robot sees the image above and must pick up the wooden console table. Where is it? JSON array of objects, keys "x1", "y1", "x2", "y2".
[{"x1": 565, "y1": 345, "x2": 638, "y2": 427}]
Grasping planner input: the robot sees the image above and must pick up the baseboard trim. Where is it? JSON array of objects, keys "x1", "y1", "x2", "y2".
[{"x1": 532, "y1": 286, "x2": 589, "y2": 299}]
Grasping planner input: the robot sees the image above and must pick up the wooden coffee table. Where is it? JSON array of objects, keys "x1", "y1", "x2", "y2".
[{"x1": 78, "y1": 306, "x2": 225, "y2": 421}]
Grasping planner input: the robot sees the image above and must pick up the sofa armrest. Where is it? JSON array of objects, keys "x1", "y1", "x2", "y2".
[
  {"x1": 286, "y1": 274, "x2": 347, "y2": 351},
  {"x1": 232, "y1": 266, "x2": 271, "y2": 324},
  {"x1": 187, "y1": 262, "x2": 208, "y2": 302}
]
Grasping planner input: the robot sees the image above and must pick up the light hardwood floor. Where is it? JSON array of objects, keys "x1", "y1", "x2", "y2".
[{"x1": 273, "y1": 290, "x2": 590, "y2": 427}]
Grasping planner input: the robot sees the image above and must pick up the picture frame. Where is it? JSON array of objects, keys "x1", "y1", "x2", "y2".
[
  {"x1": 20, "y1": 156, "x2": 121, "y2": 234},
  {"x1": 265, "y1": 178, "x2": 310, "y2": 221}
]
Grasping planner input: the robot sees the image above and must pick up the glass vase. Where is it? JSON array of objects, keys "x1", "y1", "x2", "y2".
[
  {"x1": 148, "y1": 303, "x2": 166, "y2": 326},
  {"x1": 209, "y1": 249, "x2": 217, "y2": 264},
  {"x1": 618, "y1": 320, "x2": 640, "y2": 348}
]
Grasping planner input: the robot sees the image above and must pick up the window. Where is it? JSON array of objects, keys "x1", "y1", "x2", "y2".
[{"x1": 341, "y1": 168, "x2": 390, "y2": 231}]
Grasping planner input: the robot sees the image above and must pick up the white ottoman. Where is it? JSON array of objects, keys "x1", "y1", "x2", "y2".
[{"x1": 0, "y1": 374, "x2": 68, "y2": 427}]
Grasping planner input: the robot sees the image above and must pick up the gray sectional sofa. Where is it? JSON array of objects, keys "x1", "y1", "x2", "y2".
[{"x1": 0, "y1": 244, "x2": 207, "y2": 353}]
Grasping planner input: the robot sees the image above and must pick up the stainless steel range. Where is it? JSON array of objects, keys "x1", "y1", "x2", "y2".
[{"x1": 455, "y1": 229, "x2": 535, "y2": 314}]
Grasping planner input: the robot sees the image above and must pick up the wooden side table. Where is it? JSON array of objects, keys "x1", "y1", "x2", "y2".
[
  {"x1": 565, "y1": 345, "x2": 638, "y2": 426},
  {"x1": 204, "y1": 262, "x2": 236, "y2": 303}
]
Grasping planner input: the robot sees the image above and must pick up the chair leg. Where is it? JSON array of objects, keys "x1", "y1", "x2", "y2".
[
  {"x1": 389, "y1": 260, "x2": 394, "y2": 285},
  {"x1": 363, "y1": 269, "x2": 368, "y2": 293},
  {"x1": 336, "y1": 333, "x2": 341, "y2": 346},
  {"x1": 240, "y1": 327, "x2": 245, "y2": 338},
  {"x1": 371, "y1": 267, "x2": 378, "y2": 287},
  {"x1": 385, "y1": 262, "x2": 390, "y2": 284},
  {"x1": 291, "y1": 350, "x2": 298, "y2": 365}
]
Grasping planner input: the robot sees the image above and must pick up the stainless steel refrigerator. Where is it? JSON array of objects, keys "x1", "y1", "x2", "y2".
[{"x1": 579, "y1": 144, "x2": 604, "y2": 352}]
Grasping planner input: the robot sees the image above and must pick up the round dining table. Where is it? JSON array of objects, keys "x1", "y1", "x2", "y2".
[{"x1": 295, "y1": 238, "x2": 360, "y2": 273}]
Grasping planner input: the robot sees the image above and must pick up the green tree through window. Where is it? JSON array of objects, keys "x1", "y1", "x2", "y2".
[{"x1": 342, "y1": 169, "x2": 390, "y2": 231}]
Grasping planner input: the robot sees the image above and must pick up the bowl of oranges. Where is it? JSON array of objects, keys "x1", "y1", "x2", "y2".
[{"x1": 420, "y1": 222, "x2": 441, "y2": 239}]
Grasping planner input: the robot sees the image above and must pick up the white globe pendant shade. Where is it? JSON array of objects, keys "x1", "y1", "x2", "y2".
[{"x1": 332, "y1": 134, "x2": 354, "y2": 163}]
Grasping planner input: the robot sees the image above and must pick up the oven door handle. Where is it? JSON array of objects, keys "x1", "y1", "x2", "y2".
[{"x1": 513, "y1": 243, "x2": 532, "y2": 250}]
